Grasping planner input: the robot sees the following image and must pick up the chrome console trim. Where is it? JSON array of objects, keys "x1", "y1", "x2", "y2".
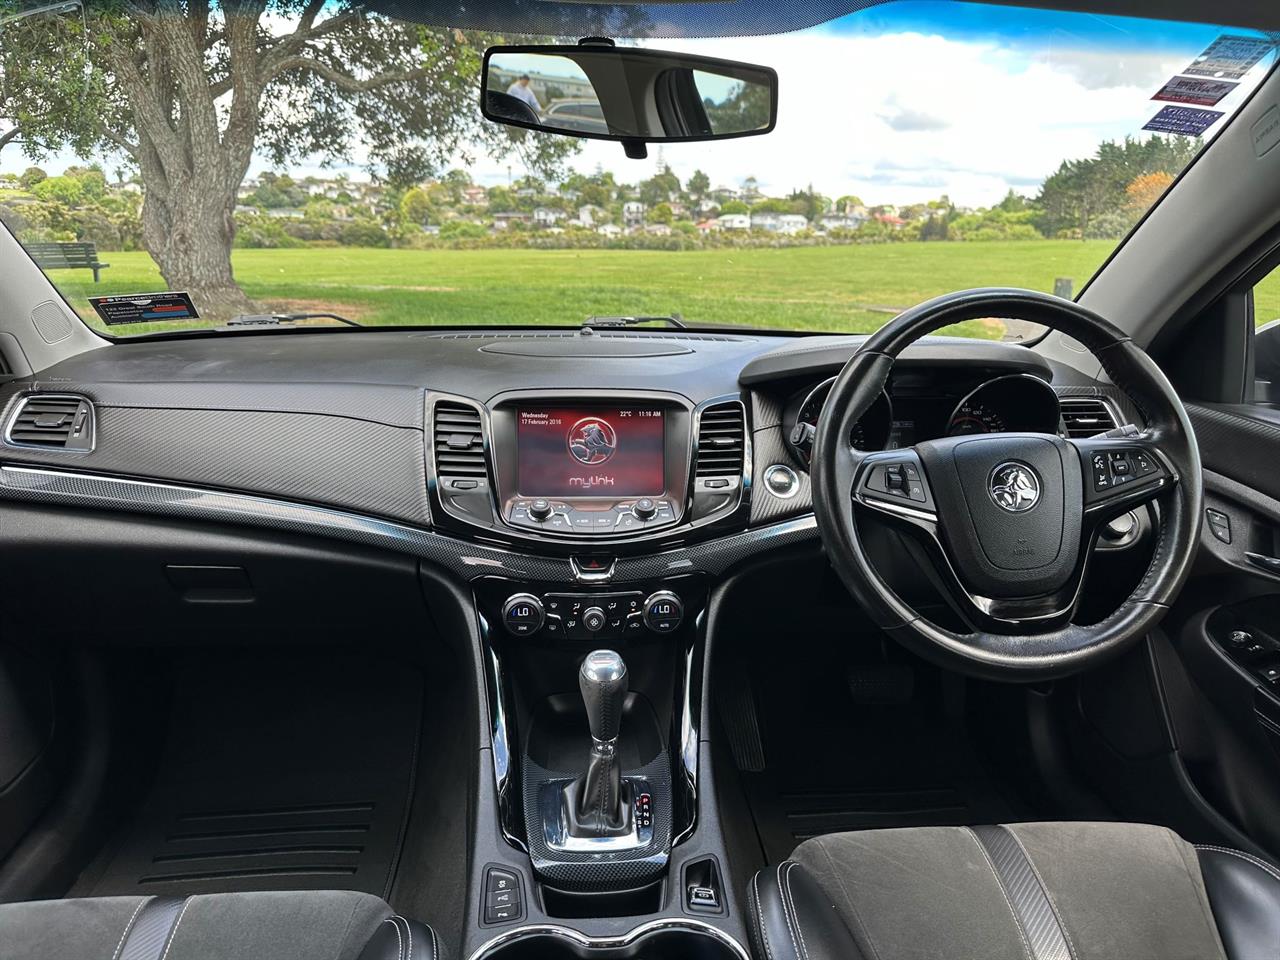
[{"x1": 466, "y1": 919, "x2": 751, "y2": 960}]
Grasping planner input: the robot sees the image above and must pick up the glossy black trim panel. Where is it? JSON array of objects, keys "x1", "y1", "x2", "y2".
[{"x1": 0, "y1": 465, "x2": 818, "y2": 584}]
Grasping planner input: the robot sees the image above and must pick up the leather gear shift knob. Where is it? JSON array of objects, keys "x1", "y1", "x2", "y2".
[{"x1": 579, "y1": 649, "x2": 628, "y2": 743}]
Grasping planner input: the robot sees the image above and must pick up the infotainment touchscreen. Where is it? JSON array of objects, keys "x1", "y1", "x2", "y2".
[{"x1": 517, "y1": 406, "x2": 664, "y2": 497}]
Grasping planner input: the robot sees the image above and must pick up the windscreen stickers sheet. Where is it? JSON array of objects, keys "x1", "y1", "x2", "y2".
[
  {"x1": 1183, "y1": 35, "x2": 1274, "y2": 80},
  {"x1": 88, "y1": 292, "x2": 200, "y2": 326},
  {"x1": 1142, "y1": 105, "x2": 1224, "y2": 137}
]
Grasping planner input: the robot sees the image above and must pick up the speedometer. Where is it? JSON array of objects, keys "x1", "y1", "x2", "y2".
[{"x1": 947, "y1": 401, "x2": 1006, "y2": 436}]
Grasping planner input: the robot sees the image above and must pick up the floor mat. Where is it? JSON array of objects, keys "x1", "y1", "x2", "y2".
[
  {"x1": 72, "y1": 656, "x2": 423, "y2": 899},
  {"x1": 735, "y1": 639, "x2": 1024, "y2": 864}
]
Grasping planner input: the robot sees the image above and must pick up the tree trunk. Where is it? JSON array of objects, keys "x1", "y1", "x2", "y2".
[{"x1": 142, "y1": 174, "x2": 257, "y2": 321}]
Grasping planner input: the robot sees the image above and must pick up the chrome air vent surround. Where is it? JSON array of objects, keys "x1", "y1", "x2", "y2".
[{"x1": 4, "y1": 394, "x2": 95, "y2": 452}]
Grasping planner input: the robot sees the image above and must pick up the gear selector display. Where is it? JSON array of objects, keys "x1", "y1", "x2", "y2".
[{"x1": 517, "y1": 406, "x2": 664, "y2": 497}]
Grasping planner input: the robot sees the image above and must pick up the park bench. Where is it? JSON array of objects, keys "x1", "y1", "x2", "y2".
[{"x1": 23, "y1": 241, "x2": 110, "y2": 282}]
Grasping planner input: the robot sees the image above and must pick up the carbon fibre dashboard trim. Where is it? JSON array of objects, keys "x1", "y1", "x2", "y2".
[{"x1": 0, "y1": 465, "x2": 818, "y2": 584}]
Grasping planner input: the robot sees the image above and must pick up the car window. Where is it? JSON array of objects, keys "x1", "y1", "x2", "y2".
[
  {"x1": 0, "y1": 2, "x2": 1275, "y2": 340},
  {"x1": 1254, "y1": 264, "x2": 1280, "y2": 402}
]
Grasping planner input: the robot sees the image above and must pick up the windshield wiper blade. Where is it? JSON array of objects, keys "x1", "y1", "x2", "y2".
[
  {"x1": 582, "y1": 313, "x2": 686, "y2": 330},
  {"x1": 227, "y1": 312, "x2": 363, "y2": 328}
]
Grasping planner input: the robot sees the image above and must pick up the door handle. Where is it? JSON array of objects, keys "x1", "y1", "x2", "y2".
[{"x1": 1245, "y1": 552, "x2": 1280, "y2": 576}]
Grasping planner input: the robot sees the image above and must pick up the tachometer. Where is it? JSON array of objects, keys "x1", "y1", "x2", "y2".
[{"x1": 947, "y1": 401, "x2": 1006, "y2": 436}]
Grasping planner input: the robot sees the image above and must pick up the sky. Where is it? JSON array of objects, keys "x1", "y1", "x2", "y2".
[{"x1": 2, "y1": 1, "x2": 1276, "y2": 209}]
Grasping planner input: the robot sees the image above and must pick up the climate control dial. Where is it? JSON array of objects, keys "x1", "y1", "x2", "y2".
[
  {"x1": 502, "y1": 593, "x2": 545, "y2": 636},
  {"x1": 642, "y1": 591, "x2": 684, "y2": 633}
]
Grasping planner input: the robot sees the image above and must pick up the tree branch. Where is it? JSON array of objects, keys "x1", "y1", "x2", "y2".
[
  {"x1": 264, "y1": 55, "x2": 430, "y2": 92},
  {"x1": 0, "y1": 127, "x2": 20, "y2": 152},
  {"x1": 257, "y1": 7, "x2": 363, "y2": 78}
]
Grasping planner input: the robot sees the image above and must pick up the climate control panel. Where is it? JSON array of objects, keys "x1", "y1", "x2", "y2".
[{"x1": 500, "y1": 589, "x2": 685, "y2": 639}]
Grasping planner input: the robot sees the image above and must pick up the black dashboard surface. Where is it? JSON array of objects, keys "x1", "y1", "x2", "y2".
[{"x1": 0, "y1": 328, "x2": 1101, "y2": 531}]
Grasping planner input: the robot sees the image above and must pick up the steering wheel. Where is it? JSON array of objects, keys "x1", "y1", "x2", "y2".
[{"x1": 811, "y1": 288, "x2": 1202, "y2": 680}]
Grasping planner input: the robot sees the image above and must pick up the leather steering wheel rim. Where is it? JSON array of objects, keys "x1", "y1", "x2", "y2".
[{"x1": 811, "y1": 288, "x2": 1203, "y2": 680}]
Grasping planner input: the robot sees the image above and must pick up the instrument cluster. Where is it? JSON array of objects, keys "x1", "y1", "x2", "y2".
[{"x1": 784, "y1": 373, "x2": 1062, "y2": 464}]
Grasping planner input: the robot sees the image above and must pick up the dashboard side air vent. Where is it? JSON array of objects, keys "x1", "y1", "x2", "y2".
[
  {"x1": 433, "y1": 400, "x2": 487, "y2": 477},
  {"x1": 5, "y1": 394, "x2": 94, "y2": 451},
  {"x1": 1060, "y1": 397, "x2": 1120, "y2": 438},
  {"x1": 695, "y1": 401, "x2": 746, "y2": 477}
]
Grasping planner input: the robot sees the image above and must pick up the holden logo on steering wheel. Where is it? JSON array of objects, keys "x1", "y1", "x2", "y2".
[
  {"x1": 989, "y1": 461, "x2": 1041, "y2": 513},
  {"x1": 567, "y1": 417, "x2": 617, "y2": 465}
]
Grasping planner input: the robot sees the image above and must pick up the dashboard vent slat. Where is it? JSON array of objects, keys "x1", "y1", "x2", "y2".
[
  {"x1": 5, "y1": 395, "x2": 94, "y2": 451},
  {"x1": 432, "y1": 401, "x2": 487, "y2": 478},
  {"x1": 695, "y1": 402, "x2": 746, "y2": 477},
  {"x1": 1059, "y1": 397, "x2": 1120, "y2": 438}
]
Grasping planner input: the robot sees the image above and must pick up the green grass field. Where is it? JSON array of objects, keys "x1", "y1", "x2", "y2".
[{"x1": 38, "y1": 240, "x2": 1280, "y2": 338}]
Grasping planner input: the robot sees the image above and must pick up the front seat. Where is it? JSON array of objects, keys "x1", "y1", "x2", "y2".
[
  {"x1": 749, "y1": 822, "x2": 1280, "y2": 960},
  {"x1": 0, "y1": 889, "x2": 440, "y2": 960}
]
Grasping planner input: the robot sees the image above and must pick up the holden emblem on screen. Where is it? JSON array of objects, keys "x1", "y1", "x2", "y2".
[
  {"x1": 567, "y1": 417, "x2": 617, "y2": 465},
  {"x1": 989, "y1": 462, "x2": 1041, "y2": 513}
]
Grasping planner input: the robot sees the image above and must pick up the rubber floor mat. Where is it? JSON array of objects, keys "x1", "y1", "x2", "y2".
[
  {"x1": 72, "y1": 656, "x2": 423, "y2": 899},
  {"x1": 736, "y1": 639, "x2": 1023, "y2": 863}
]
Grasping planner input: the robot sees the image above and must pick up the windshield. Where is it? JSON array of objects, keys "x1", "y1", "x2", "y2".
[{"x1": 0, "y1": 1, "x2": 1275, "y2": 340}]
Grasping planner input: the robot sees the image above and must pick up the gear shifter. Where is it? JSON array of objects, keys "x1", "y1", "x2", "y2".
[{"x1": 565, "y1": 649, "x2": 632, "y2": 837}]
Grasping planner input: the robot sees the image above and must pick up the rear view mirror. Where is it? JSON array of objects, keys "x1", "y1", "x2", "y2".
[{"x1": 482, "y1": 43, "x2": 777, "y2": 158}]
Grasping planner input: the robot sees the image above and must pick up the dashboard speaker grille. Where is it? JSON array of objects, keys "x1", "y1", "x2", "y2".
[
  {"x1": 30, "y1": 300, "x2": 73, "y2": 344},
  {"x1": 433, "y1": 400, "x2": 487, "y2": 477},
  {"x1": 6, "y1": 395, "x2": 94, "y2": 450},
  {"x1": 1060, "y1": 397, "x2": 1119, "y2": 438},
  {"x1": 696, "y1": 402, "x2": 746, "y2": 477}
]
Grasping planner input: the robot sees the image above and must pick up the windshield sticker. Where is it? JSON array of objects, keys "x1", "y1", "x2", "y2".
[
  {"x1": 88, "y1": 292, "x2": 201, "y2": 326},
  {"x1": 1151, "y1": 76, "x2": 1238, "y2": 107},
  {"x1": 1142, "y1": 105, "x2": 1223, "y2": 137},
  {"x1": 1183, "y1": 35, "x2": 1274, "y2": 80}
]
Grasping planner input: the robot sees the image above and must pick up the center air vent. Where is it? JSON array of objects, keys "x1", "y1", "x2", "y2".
[
  {"x1": 433, "y1": 400, "x2": 487, "y2": 477},
  {"x1": 5, "y1": 395, "x2": 94, "y2": 451},
  {"x1": 1060, "y1": 397, "x2": 1120, "y2": 438},
  {"x1": 695, "y1": 401, "x2": 746, "y2": 477}
]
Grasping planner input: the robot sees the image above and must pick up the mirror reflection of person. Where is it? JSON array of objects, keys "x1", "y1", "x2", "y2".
[{"x1": 507, "y1": 75, "x2": 542, "y2": 113}]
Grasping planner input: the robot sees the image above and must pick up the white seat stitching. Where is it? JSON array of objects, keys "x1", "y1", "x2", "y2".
[
  {"x1": 381, "y1": 918, "x2": 403, "y2": 960},
  {"x1": 782, "y1": 861, "x2": 810, "y2": 960},
  {"x1": 1196, "y1": 844, "x2": 1280, "y2": 884},
  {"x1": 752, "y1": 871, "x2": 774, "y2": 960},
  {"x1": 111, "y1": 897, "x2": 151, "y2": 960},
  {"x1": 774, "y1": 862, "x2": 802, "y2": 960},
  {"x1": 159, "y1": 898, "x2": 194, "y2": 960}
]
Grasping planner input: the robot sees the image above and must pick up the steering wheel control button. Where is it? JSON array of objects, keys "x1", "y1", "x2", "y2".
[
  {"x1": 864, "y1": 458, "x2": 931, "y2": 506},
  {"x1": 763, "y1": 463, "x2": 800, "y2": 499},
  {"x1": 642, "y1": 591, "x2": 684, "y2": 633},
  {"x1": 482, "y1": 865, "x2": 523, "y2": 925},
  {"x1": 502, "y1": 594, "x2": 544, "y2": 636},
  {"x1": 582, "y1": 607, "x2": 607, "y2": 633}
]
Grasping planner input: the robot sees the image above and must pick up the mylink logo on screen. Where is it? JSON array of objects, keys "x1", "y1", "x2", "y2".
[{"x1": 567, "y1": 418, "x2": 620, "y2": 489}]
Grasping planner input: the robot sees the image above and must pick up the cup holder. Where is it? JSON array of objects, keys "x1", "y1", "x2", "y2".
[{"x1": 470, "y1": 920, "x2": 748, "y2": 960}]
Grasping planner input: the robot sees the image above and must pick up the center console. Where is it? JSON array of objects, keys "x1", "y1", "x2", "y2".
[{"x1": 431, "y1": 389, "x2": 754, "y2": 959}]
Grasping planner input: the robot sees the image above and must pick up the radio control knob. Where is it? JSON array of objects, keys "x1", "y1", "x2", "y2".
[
  {"x1": 529, "y1": 498, "x2": 553, "y2": 521},
  {"x1": 632, "y1": 498, "x2": 657, "y2": 520},
  {"x1": 502, "y1": 593, "x2": 544, "y2": 636},
  {"x1": 642, "y1": 591, "x2": 683, "y2": 633},
  {"x1": 582, "y1": 606, "x2": 607, "y2": 633}
]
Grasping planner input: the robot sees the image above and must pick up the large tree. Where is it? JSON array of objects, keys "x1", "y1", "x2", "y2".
[{"x1": 0, "y1": 0, "x2": 576, "y2": 315}]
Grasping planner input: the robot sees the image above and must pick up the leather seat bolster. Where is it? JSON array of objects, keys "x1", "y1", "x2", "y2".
[
  {"x1": 749, "y1": 860, "x2": 866, "y2": 960},
  {"x1": 357, "y1": 914, "x2": 441, "y2": 960},
  {"x1": 1197, "y1": 845, "x2": 1280, "y2": 960}
]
